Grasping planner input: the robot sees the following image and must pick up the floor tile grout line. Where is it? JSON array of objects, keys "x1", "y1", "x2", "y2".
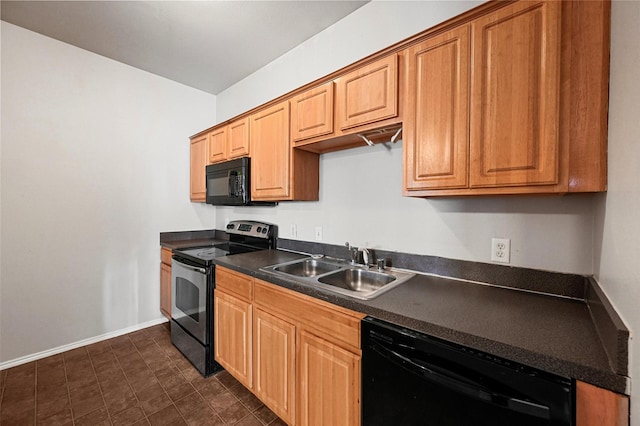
[
  {"x1": 60, "y1": 351, "x2": 80, "y2": 426},
  {"x1": 0, "y1": 370, "x2": 5, "y2": 415},
  {"x1": 32, "y1": 361, "x2": 37, "y2": 426},
  {"x1": 4, "y1": 324, "x2": 281, "y2": 426},
  {"x1": 110, "y1": 332, "x2": 153, "y2": 425},
  {"x1": 88, "y1": 342, "x2": 118, "y2": 426},
  {"x1": 134, "y1": 328, "x2": 190, "y2": 425},
  {"x1": 151, "y1": 329, "x2": 201, "y2": 426}
]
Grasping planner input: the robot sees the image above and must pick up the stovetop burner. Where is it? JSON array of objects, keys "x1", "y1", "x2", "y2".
[
  {"x1": 185, "y1": 246, "x2": 230, "y2": 261},
  {"x1": 173, "y1": 220, "x2": 277, "y2": 266}
]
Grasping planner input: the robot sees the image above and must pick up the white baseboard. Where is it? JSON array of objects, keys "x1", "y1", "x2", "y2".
[{"x1": 0, "y1": 317, "x2": 169, "y2": 371}]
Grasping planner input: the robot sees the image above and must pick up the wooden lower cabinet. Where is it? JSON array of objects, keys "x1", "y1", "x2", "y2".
[
  {"x1": 576, "y1": 381, "x2": 629, "y2": 426},
  {"x1": 214, "y1": 290, "x2": 253, "y2": 389},
  {"x1": 214, "y1": 269, "x2": 628, "y2": 425},
  {"x1": 254, "y1": 308, "x2": 296, "y2": 424},
  {"x1": 297, "y1": 330, "x2": 360, "y2": 426},
  {"x1": 214, "y1": 267, "x2": 363, "y2": 426},
  {"x1": 160, "y1": 247, "x2": 172, "y2": 319}
]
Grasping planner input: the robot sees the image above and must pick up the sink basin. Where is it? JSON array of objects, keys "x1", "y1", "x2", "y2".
[
  {"x1": 274, "y1": 259, "x2": 342, "y2": 277},
  {"x1": 260, "y1": 257, "x2": 414, "y2": 300},
  {"x1": 318, "y1": 268, "x2": 395, "y2": 291}
]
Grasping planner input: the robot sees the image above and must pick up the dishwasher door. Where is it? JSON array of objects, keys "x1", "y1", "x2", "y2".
[{"x1": 361, "y1": 317, "x2": 574, "y2": 426}]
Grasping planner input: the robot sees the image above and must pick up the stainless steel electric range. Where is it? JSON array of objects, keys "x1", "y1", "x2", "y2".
[{"x1": 170, "y1": 220, "x2": 276, "y2": 376}]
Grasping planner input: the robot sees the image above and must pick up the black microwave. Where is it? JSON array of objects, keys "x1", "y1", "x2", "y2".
[{"x1": 205, "y1": 157, "x2": 276, "y2": 206}]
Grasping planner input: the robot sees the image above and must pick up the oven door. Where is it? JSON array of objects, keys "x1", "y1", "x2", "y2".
[{"x1": 171, "y1": 257, "x2": 209, "y2": 344}]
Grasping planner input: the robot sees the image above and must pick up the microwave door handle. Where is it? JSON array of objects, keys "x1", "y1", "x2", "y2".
[{"x1": 228, "y1": 171, "x2": 235, "y2": 197}]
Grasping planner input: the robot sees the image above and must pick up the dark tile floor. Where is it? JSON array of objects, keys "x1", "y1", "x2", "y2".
[{"x1": 0, "y1": 323, "x2": 285, "y2": 425}]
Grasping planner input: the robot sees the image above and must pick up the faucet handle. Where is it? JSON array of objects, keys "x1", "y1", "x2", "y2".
[
  {"x1": 360, "y1": 248, "x2": 370, "y2": 266},
  {"x1": 376, "y1": 258, "x2": 386, "y2": 271}
]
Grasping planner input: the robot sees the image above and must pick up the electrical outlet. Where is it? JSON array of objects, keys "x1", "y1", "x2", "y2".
[
  {"x1": 491, "y1": 238, "x2": 510, "y2": 263},
  {"x1": 290, "y1": 224, "x2": 297, "y2": 237},
  {"x1": 315, "y1": 226, "x2": 323, "y2": 241}
]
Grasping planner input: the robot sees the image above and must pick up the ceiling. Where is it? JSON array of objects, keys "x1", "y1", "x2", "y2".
[{"x1": 1, "y1": 0, "x2": 369, "y2": 95}]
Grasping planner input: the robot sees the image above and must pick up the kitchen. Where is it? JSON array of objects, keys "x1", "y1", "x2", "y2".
[{"x1": 1, "y1": 0, "x2": 638, "y2": 425}]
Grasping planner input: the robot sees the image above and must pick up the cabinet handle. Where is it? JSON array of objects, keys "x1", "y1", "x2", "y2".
[
  {"x1": 390, "y1": 127, "x2": 402, "y2": 143},
  {"x1": 357, "y1": 127, "x2": 403, "y2": 147}
]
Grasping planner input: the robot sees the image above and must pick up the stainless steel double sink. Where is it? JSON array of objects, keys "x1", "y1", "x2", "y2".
[{"x1": 260, "y1": 257, "x2": 414, "y2": 300}]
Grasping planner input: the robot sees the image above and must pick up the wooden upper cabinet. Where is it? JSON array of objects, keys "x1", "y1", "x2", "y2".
[
  {"x1": 208, "y1": 117, "x2": 250, "y2": 165},
  {"x1": 250, "y1": 101, "x2": 291, "y2": 200},
  {"x1": 403, "y1": 0, "x2": 608, "y2": 197},
  {"x1": 404, "y1": 24, "x2": 470, "y2": 191},
  {"x1": 190, "y1": 133, "x2": 208, "y2": 202},
  {"x1": 335, "y1": 54, "x2": 398, "y2": 131},
  {"x1": 250, "y1": 100, "x2": 320, "y2": 201},
  {"x1": 469, "y1": 0, "x2": 561, "y2": 188},
  {"x1": 208, "y1": 126, "x2": 227, "y2": 164},
  {"x1": 290, "y1": 81, "x2": 334, "y2": 143},
  {"x1": 228, "y1": 117, "x2": 250, "y2": 159}
]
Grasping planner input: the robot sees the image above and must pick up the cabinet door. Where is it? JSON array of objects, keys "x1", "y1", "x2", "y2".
[
  {"x1": 254, "y1": 308, "x2": 296, "y2": 425},
  {"x1": 190, "y1": 134, "x2": 208, "y2": 202},
  {"x1": 208, "y1": 127, "x2": 227, "y2": 164},
  {"x1": 160, "y1": 262, "x2": 171, "y2": 319},
  {"x1": 297, "y1": 330, "x2": 360, "y2": 426},
  {"x1": 469, "y1": 1, "x2": 561, "y2": 188},
  {"x1": 214, "y1": 290, "x2": 253, "y2": 389},
  {"x1": 250, "y1": 101, "x2": 291, "y2": 200},
  {"x1": 228, "y1": 117, "x2": 250, "y2": 159},
  {"x1": 404, "y1": 25, "x2": 470, "y2": 191},
  {"x1": 576, "y1": 381, "x2": 629, "y2": 426},
  {"x1": 290, "y1": 81, "x2": 334, "y2": 143},
  {"x1": 336, "y1": 54, "x2": 398, "y2": 131}
]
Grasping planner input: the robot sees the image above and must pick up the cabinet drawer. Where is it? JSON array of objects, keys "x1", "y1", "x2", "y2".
[
  {"x1": 216, "y1": 266, "x2": 253, "y2": 301},
  {"x1": 254, "y1": 279, "x2": 364, "y2": 352},
  {"x1": 161, "y1": 247, "x2": 173, "y2": 265}
]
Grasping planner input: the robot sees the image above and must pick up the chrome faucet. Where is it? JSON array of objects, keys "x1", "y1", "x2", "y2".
[{"x1": 345, "y1": 242, "x2": 370, "y2": 266}]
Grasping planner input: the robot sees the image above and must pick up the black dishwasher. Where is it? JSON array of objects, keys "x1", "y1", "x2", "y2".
[{"x1": 362, "y1": 317, "x2": 575, "y2": 426}]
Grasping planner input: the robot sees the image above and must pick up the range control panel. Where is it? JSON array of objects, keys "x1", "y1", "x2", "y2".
[{"x1": 226, "y1": 220, "x2": 274, "y2": 239}]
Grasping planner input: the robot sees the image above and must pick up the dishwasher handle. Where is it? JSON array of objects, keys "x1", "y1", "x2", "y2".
[{"x1": 369, "y1": 338, "x2": 552, "y2": 420}]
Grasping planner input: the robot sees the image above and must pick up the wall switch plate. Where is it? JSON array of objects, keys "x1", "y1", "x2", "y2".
[
  {"x1": 290, "y1": 224, "x2": 297, "y2": 237},
  {"x1": 315, "y1": 226, "x2": 323, "y2": 241},
  {"x1": 491, "y1": 238, "x2": 510, "y2": 263}
]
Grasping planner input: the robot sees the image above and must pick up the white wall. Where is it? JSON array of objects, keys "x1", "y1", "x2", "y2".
[
  {"x1": 594, "y1": 1, "x2": 640, "y2": 424},
  {"x1": 216, "y1": 0, "x2": 484, "y2": 121},
  {"x1": 0, "y1": 22, "x2": 217, "y2": 364}
]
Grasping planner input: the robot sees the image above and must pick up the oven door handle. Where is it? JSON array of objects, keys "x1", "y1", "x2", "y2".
[
  {"x1": 369, "y1": 339, "x2": 551, "y2": 420},
  {"x1": 175, "y1": 261, "x2": 207, "y2": 275}
]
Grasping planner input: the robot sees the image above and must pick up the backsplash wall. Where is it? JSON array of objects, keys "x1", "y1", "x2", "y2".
[{"x1": 215, "y1": 142, "x2": 595, "y2": 275}]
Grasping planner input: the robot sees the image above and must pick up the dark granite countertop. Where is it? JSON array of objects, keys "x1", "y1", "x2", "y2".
[
  {"x1": 213, "y1": 248, "x2": 630, "y2": 395},
  {"x1": 160, "y1": 229, "x2": 226, "y2": 250}
]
